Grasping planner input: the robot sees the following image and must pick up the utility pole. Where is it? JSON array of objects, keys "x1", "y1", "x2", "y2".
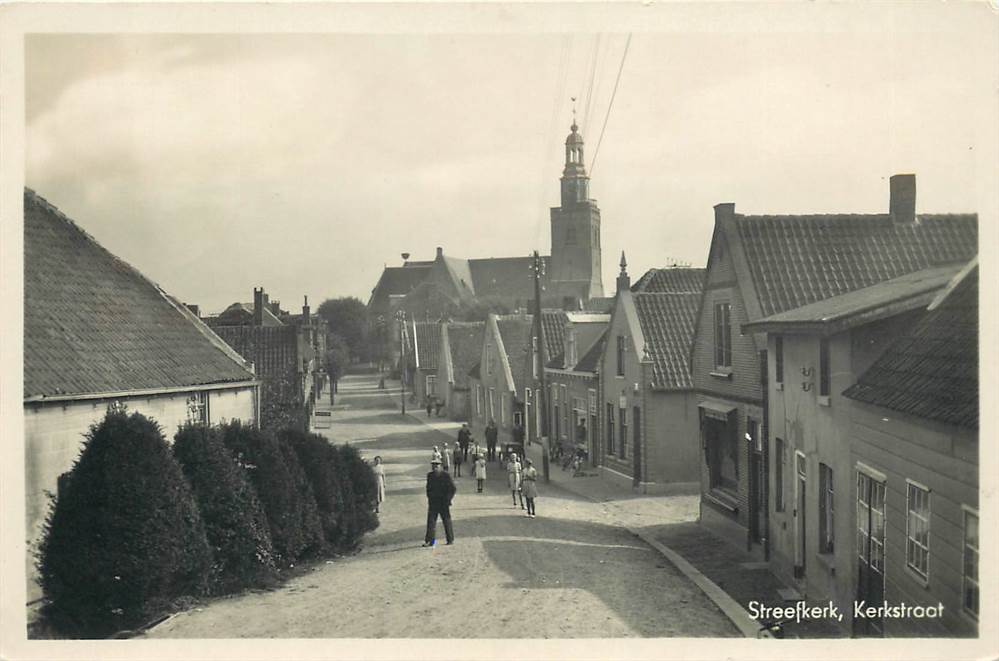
[
  {"x1": 396, "y1": 309, "x2": 407, "y2": 415},
  {"x1": 531, "y1": 250, "x2": 551, "y2": 482}
]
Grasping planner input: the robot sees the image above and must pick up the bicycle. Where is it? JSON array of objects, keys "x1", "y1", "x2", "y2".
[{"x1": 756, "y1": 619, "x2": 787, "y2": 639}]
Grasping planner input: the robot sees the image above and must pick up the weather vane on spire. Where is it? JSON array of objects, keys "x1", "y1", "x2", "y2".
[{"x1": 571, "y1": 96, "x2": 577, "y2": 128}]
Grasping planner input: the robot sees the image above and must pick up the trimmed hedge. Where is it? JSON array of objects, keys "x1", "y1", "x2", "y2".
[
  {"x1": 37, "y1": 409, "x2": 212, "y2": 637},
  {"x1": 219, "y1": 420, "x2": 324, "y2": 566},
  {"x1": 173, "y1": 424, "x2": 278, "y2": 594},
  {"x1": 282, "y1": 430, "x2": 379, "y2": 552}
]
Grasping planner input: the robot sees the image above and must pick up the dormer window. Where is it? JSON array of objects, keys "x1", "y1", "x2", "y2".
[{"x1": 567, "y1": 330, "x2": 577, "y2": 367}]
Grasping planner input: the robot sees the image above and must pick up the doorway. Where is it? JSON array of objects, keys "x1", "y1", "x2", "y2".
[
  {"x1": 855, "y1": 470, "x2": 887, "y2": 637},
  {"x1": 794, "y1": 451, "x2": 807, "y2": 577}
]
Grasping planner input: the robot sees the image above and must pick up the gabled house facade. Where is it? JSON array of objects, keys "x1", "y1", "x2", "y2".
[
  {"x1": 468, "y1": 314, "x2": 535, "y2": 446},
  {"x1": 691, "y1": 174, "x2": 978, "y2": 562},
  {"x1": 410, "y1": 319, "x2": 442, "y2": 408},
  {"x1": 436, "y1": 321, "x2": 485, "y2": 421},
  {"x1": 23, "y1": 190, "x2": 260, "y2": 600},
  {"x1": 598, "y1": 259, "x2": 704, "y2": 493},
  {"x1": 544, "y1": 312, "x2": 609, "y2": 462},
  {"x1": 842, "y1": 259, "x2": 979, "y2": 637},
  {"x1": 743, "y1": 264, "x2": 967, "y2": 634}
]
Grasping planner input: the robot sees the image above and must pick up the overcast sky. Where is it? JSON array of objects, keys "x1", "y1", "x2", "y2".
[{"x1": 25, "y1": 7, "x2": 997, "y2": 313}]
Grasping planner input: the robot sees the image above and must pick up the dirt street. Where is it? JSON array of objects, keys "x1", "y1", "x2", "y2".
[{"x1": 146, "y1": 374, "x2": 738, "y2": 639}]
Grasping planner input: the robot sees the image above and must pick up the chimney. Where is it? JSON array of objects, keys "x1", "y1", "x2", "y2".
[
  {"x1": 890, "y1": 174, "x2": 916, "y2": 224},
  {"x1": 714, "y1": 202, "x2": 736, "y2": 224},
  {"x1": 269, "y1": 300, "x2": 281, "y2": 316},
  {"x1": 253, "y1": 287, "x2": 264, "y2": 326},
  {"x1": 184, "y1": 303, "x2": 200, "y2": 317},
  {"x1": 303, "y1": 295, "x2": 311, "y2": 324},
  {"x1": 616, "y1": 251, "x2": 631, "y2": 293},
  {"x1": 436, "y1": 246, "x2": 443, "y2": 259}
]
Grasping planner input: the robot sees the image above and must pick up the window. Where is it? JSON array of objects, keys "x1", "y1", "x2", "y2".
[
  {"x1": 187, "y1": 391, "x2": 209, "y2": 425},
  {"x1": 553, "y1": 405, "x2": 561, "y2": 439},
  {"x1": 489, "y1": 388, "x2": 496, "y2": 421},
  {"x1": 619, "y1": 407, "x2": 628, "y2": 459},
  {"x1": 606, "y1": 404, "x2": 615, "y2": 455},
  {"x1": 616, "y1": 335, "x2": 625, "y2": 376},
  {"x1": 747, "y1": 418, "x2": 761, "y2": 452},
  {"x1": 775, "y1": 335, "x2": 784, "y2": 384},
  {"x1": 532, "y1": 336, "x2": 539, "y2": 379},
  {"x1": 475, "y1": 385, "x2": 482, "y2": 416},
  {"x1": 426, "y1": 374, "x2": 437, "y2": 397},
  {"x1": 705, "y1": 416, "x2": 737, "y2": 492},
  {"x1": 775, "y1": 438, "x2": 786, "y2": 511},
  {"x1": 963, "y1": 509, "x2": 979, "y2": 618},
  {"x1": 819, "y1": 463, "x2": 835, "y2": 554},
  {"x1": 561, "y1": 386, "x2": 568, "y2": 436},
  {"x1": 487, "y1": 343, "x2": 493, "y2": 375},
  {"x1": 500, "y1": 393, "x2": 507, "y2": 425},
  {"x1": 819, "y1": 338, "x2": 830, "y2": 397},
  {"x1": 587, "y1": 389, "x2": 597, "y2": 414},
  {"x1": 714, "y1": 303, "x2": 732, "y2": 368},
  {"x1": 906, "y1": 482, "x2": 931, "y2": 580},
  {"x1": 567, "y1": 330, "x2": 578, "y2": 366}
]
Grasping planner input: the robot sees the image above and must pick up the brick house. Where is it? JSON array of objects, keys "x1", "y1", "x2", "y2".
[
  {"x1": 543, "y1": 312, "x2": 609, "y2": 463},
  {"x1": 691, "y1": 174, "x2": 978, "y2": 557},
  {"x1": 743, "y1": 264, "x2": 969, "y2": 633},
  {"x1": 842, "y1": 259, "x2": 979, "y2": 637},
  {"x1": 435, "y1": 321, "x2": 485, "y2": 421},
  {"x1": 23, "y1": 189, "x2": 260, "y2": 600},
  {"x1": 207, "y1": 287, "x2": 321, "y2": 429},
  {"x1": 599, "y1": 258, "x2": 704, "y2": 492}
]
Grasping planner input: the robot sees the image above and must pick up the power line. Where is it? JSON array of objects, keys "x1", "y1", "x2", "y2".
[
  {"x1": 536, "y1": 35, "x2": 573, "y2": 248},
  {"x1": 589, "y1": 33, "x2": 632, "y2": 177},
  {"x1": 582, "y1": 33, "x2": 601, "y2": 136}
]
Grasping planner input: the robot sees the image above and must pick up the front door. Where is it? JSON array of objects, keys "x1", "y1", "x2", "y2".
[
  {"x1": 855, "y1": 471, "x2": 887, "y2": 637},
  {"x1": 590, "y1": 414, "x2": 598, "y2": 467},
  {"x1": 747, "y1": 419, "x2": 764, "y2": 544},
  {"x1": 632, "y1": 406, "x2": 641, "y2": 487},
  {"x1": 794, "y1": 451, "x2": 807, "y2": 577}
]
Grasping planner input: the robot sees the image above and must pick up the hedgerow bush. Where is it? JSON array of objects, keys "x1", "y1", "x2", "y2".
[
  {"x1": 37, "y1": 408, "x2": 212, "y2": 638},
  {"x1": 219, "y1": 420, "x2": 323, "y2": 566},
  {"x1": 282, "y1": 430, "x2": 379, "y2": 552},
  {"x1": 336, "y1": 444, "x2": 380, "y2": 545},
  {"x1": 172, "y1": 424, "x2": 278, "y2": 594}
]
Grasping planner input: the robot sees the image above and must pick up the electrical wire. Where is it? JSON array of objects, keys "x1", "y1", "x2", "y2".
[
  {"x1": 589, "y1": 33, "x2": 632, "y2": 177},
  {"x1": 535, "y1": 35, "x2": 573, "y2": 249},
  {"x1": 582, "y1": 34, "x2": 601, "y2": 136}
]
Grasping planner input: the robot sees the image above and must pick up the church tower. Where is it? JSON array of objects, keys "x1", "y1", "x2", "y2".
[{"x1": 549, "y1": 119, "x2": 604, "y2": 301}]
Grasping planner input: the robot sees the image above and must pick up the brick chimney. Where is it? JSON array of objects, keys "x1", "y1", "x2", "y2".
[
  {"x1": 253, "y1": 287, "x2": 264, "y2": 326},
  {"x1": 616, "y1": 251, "x2": 631, "y2": 293},
  {"x1": 436, "y1": 246, "x2": 443, "y2": 259},
  {"x1": 269, "y1": 300, "x2": 281, "y2": 316},
  {"x1": 303, "y1": 295, "x2": 311, "y2": 324},
  {"x1": 890, "y1": 174, "x2": 916, "y2": 224}
]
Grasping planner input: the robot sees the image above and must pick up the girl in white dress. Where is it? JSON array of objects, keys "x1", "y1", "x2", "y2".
[
  {"x1": 372, "y1": 455, "x2": 386, "y2": 513},
  {"x1": 507, "y1": 453, "x2": 523, "y2": 509}
]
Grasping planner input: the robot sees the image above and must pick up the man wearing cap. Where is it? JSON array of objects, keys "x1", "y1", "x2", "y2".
[{"x1": 423, "y1": 458, "x2": 457, "y2": 546}]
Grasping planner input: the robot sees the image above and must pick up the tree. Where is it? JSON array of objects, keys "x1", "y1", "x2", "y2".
[
  {"x1": 37, "y1": 408, "x2": 212, "y2": 637},
  {"x1": 325, "y1": 333, "x2": 351, "y2": 405},
  {"x1": 316, "y1": 297, "x2": 369, "y2": 361}
]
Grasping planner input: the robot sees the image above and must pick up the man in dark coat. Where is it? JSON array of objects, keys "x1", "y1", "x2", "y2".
[
  {"x1": 423, "y1": 459, "x2": 457, "y2": 546},
  {"x1": 485, "y1": 419, "x2": 498, "y2": 462},
  {"x1": 457, "y1": 423, "x2": 471, "y2": 461}
]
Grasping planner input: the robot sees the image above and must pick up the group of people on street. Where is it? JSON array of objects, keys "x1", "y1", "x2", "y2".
[{"x1": 420, "y1": 419, "x2": 542, "y2": 545}]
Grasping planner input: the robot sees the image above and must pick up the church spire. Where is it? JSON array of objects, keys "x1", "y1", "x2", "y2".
[
  {"x1": 616, "y1": 252, "x2": 630, "y2": 292},
  {"x1": 560, "y1": 108, "x2": 590, "y2": 207}
]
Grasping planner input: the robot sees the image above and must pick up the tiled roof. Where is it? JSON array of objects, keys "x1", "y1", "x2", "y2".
[
  {"x1": 632, "y1": 267, "x2": 706, "y2": 293},
  {"x1": 495, "y1": 315, "x2": 535, "y2": 393},
  {"x1": 469, "y1": 256, "x2": 549, "y2": 301},
  {"x1": 733, "y1": 213, "x2": 977, "y2": 318},
  {"x1": 212, "y1": 302, "x2": 284, "y2": 327},
  {"x1": 368, "y1": 264, "x2": 432, "y2": 307},
  {"x1": 843, "y1": 260, "x2": 978, "y2": 429},
  {"x1": 540, "y1": 310, "x2": 568, "y2": 359},
  {"x1": 633, "y1": 292, "x2": 701, "y2": 391},
  {"x1": 445, "y1": 322, "x2": 484, "y2": 389},
  {"x1": 412, "y1": 321, "x2": 441, "y2": 370},
  {"x1": 24, "y1": 189, "x2": 255, "y2": 399},
  {"x1": 574, "y1": 330, "x2": 607, "y2": 373},
  {"x1": 741, "y1": 266, "x2": 960, "y2": 336}
]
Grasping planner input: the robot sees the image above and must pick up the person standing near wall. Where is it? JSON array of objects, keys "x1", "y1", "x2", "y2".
[
  {"x1": 485, "y1": 419, "x2": 498, "y2": 462},
  {"x1": 452, "y1": 443, "x2": 463, "y2": 478}
]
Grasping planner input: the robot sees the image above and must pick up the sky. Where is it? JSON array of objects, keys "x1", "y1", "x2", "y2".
[{"x1": 25, "y1": 7, "x2": 998, "y2": 314}]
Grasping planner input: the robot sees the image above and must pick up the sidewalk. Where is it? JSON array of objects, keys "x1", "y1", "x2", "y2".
[{"x1": 525, "y1": 442, "x2": 846, "y2": 639}]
